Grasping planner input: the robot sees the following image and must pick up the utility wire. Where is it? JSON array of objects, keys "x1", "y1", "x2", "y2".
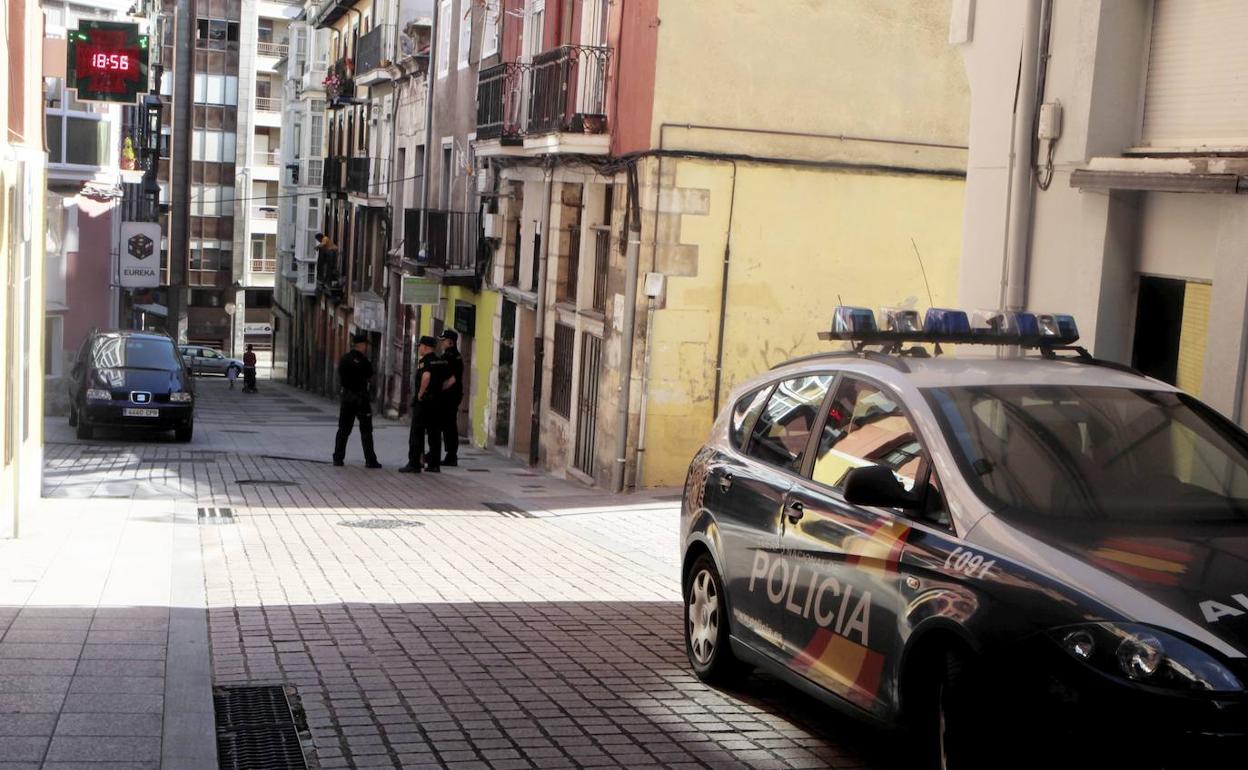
[{"x1": 141, "y1": 170, "x2": 430, "y2": 207}]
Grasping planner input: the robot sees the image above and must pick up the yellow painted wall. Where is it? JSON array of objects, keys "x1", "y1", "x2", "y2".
[
  {"x1": 1177, "y1": 281, "x2": 1211, "y2": 397},
  {"x1": 641, "y1": 160, "x2": 965, "y2": 487},
  {"x1": 650, "y1": 0, "x2": 969, "y2": 168}
]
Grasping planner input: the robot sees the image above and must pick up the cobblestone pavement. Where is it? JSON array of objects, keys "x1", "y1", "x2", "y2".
[{"x1": 24, "y1": 378, "x2": 898, "y2": 769}]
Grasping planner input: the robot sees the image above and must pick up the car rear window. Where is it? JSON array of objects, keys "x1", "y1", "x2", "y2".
[
  {"x1": 91, "y1": 337, "x2": 180, "y2": 371},
  {"x1": 729, "y1": 386, "x2": 772, "y2": 449}
]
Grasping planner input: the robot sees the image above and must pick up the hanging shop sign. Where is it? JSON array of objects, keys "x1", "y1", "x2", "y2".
[
  {"x1": 401, "y1": 276, "x2": 440, "y2": 306},
  {"x1": 119, "y1": 221, "x2": 161, "y2": 288},
  {"x1": 67, "y1": 21, "x2": 149, "y2": 105}
]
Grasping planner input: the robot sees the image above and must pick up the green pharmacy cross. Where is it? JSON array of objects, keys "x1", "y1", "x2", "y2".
[{"x1": 67, "y1": 21, "x2": 149, "y2": 104}]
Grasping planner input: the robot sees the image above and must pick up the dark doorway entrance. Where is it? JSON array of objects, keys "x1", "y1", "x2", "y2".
[
  {"x1": 495, "y1": 300, "x2": 516, "y2": 446},
  {"x1": 1132, "y1": 275, "x2": 1186, "y2": 386}
]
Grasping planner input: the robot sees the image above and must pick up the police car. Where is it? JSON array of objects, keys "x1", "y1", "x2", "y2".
[{"x1": 681, "y1": 307, "x2": 1247, "y2": 768}]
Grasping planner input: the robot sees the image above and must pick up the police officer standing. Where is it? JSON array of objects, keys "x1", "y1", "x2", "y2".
[
  {"x1": 400, "y1": 335, "x2": 447, "y2": 473},
  {"x1": 437, "y1": 328, "x2": 463, "y2": 466},
  {"x1": 333, "y1": 332, "x2": 382, "y2": 469}
]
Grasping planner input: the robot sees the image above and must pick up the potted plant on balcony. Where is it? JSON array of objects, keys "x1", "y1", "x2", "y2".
[
  {"x1": 120, "y1": 135, "x2": 137, "y2": 170},
  {"x1": 323, "y1": 58, "x2": 354, "y2": 101}
]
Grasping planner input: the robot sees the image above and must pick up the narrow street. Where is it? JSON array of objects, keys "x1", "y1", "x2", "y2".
[{"x1": 1, "y1": 376, "x2": 896, "y2": 769}]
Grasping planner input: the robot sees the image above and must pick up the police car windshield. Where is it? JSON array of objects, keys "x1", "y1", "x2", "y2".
[
  {"x1": 925, "y1": 385, "x2": 1248, "y2": 524},
  {"x1": 91, "y1": 337, "x2": 180, "y2": 371}
]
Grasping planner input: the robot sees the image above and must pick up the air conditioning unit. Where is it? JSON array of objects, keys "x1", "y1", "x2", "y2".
[
  {"x1": 482, "y1": 213, "x2": 504, "y2": 240},
  {"x1": 476, "y1": 166, "x2": 495, "y2": 195}
]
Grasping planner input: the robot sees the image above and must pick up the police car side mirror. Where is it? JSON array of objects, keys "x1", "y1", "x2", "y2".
[{"x1": 843, "y1": 465, "x2": 922, "y2": 511}]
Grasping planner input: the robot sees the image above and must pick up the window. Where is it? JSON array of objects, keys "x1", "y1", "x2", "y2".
[
  {"x1": 193, "y1": 74, "x2": 239, "y2": 106},
  {"x1": 191, "y1": 184, "x2": 235, "y2": 217},
  {"x1": 457, "y1": 0, "x2": 473, "y2": 70},
  {"x1": 730, "y1": 386, "x2": 773, "y2": 450},
  {"x1": 437, "y1": 0, "x2": 452, "y2": 77},
  {"x1": 196, "y1": 18, "x2": 240, "y2": 50},
  {"x1": 43, "y1": 79, "x2": 109, "y2": 168},
  {"x1": 551, "y1": 322, "x2": 574, "y2": 418},
  {"x1": 813, "y1": 377, "x2": 923, "y2": 490},
  {"x1": 309, "y1": 113, "x2": 324, "y2": 156},
  {"x1": 305, "y1": 198, "x2": 320, "y2": 258},
  {"x1": 192, "y1": 129, "x2": 237, "y2": 162},
  {"x1": 747, "y1": 375, "x2": 833, "y2": 472},
  {"x1": 190, "y1": 240, "x2": 229, "y2": 271},
  {"x1": 482, "y1": 0, "x2": 500, "y2": 57}
]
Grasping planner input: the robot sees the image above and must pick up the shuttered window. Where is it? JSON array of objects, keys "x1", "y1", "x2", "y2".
[
  {"x1": 551, "y1": 323, "x2": 574, "y2": 419},
  {"x1": 1141, "y1": 0, "x2": 1248, "y2": 150}
]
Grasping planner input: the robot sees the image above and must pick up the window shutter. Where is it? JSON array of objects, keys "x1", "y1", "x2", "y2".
[{"x1": 1141, "y1": 0, "x2": 1248, "y2": 150}]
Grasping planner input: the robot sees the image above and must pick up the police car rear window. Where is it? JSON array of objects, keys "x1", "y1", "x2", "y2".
[
  {"x1": 926, "y1": 385, "x2": 1248, "y2": 524},
  {"x1": 729, "y1": 386, "x2": 772, "y2": 450}
]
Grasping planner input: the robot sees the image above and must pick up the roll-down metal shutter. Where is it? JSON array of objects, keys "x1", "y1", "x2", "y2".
[{"x1": 1141, "y1": 0, "x2": 1248, "y2": 150}]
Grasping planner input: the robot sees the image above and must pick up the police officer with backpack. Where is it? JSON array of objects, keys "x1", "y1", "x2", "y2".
[
  {"x1": 399, "y1": 336, "x2": 448, "y2": 474},
  {"x1": 436, "y1": 328, "x2": 464, "y2": 466}
]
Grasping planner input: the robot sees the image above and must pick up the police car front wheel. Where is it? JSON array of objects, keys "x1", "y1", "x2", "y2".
[{"x1": 685, "y1": 554, "x2": 747, "y2": 684}]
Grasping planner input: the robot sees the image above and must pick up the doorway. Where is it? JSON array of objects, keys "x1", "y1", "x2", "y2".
[
  {"x1": 495, "y1": 300, "x2": 516, "y2": 446},
  {"x1": 1131, "y1": 275, "x2": 1211, "y2": 395}
]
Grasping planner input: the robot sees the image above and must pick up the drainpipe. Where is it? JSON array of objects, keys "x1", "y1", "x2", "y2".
[
  {"x1": 613, "y1": 164, "x2": 642, "y2": 492},
  {"x1": 633, "y1": 294, "x2": 657, "y2": 488},
  {"x1": 417, "y1": 5, "x2": 439, "y2": 258},
  {"x1": 711, "y1": 160, "x2": 738, "y2": 417},
  {"x1": 1000, "y1": 0, "x2": 1044, "y2": 312},
  {"x1": 528, "y1": 167, "x2": 553, "y2": 466}
]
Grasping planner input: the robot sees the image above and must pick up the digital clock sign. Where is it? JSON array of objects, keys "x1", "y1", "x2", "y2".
[{"x1": 67, "y1": 21, "x2": 149, "y2": 104}]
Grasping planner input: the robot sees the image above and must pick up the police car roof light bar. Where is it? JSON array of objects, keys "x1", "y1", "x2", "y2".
[{"x1": 817, "y1": 306, "x2": 1080, "y2": 349}]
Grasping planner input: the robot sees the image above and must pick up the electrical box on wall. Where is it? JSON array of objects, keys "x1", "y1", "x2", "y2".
[
  {"x1": 482, "y1": 213, "x2": 503, "y2": 239},
  {"x1": 1038, "y1": 102, "x2": 1063, "y2": 141},
  {"x1": 643, "y1": 272, "x2": 666, "y2": 299}
]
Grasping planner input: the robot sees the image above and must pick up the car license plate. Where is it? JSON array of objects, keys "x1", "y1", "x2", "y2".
[{"x1": 123, "y1": 408, "x2": 160, "y2": 417}]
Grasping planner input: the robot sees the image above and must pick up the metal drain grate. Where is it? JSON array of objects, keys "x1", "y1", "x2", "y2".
[
  {"x1": 338, "y1": 518, "x2": 424, "y2": 529},
  {"x1": 198, "y1": 507, "x2": 235, "y2": 524},
  {"x1": 213, "y1": 685, "x2": 308, "y2": 770},
  {"x1": 484, "y1": 502, "x2": 536, "y2": 519},
  {"x1": 235, "y1": 479, "x2": 301, "y2": 487}
]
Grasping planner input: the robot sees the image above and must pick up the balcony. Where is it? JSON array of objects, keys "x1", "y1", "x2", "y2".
[
  {"x1": 257, "y1": 41, "x2": 288, "y2": 58},
  {"x1": 403, "y1": 209, "x2": 483, "y2": 285},
  {"x1": 355, "y1": 25, "x2": 395, "y2": 84},
  {"x1": 254, "y1": 96, "x2": 280, "y2": 113},
  {"x1": 324, "y1": 58, "x2": 355, "y2": 104},
  {"x1": 346, "y1": 156, "x2": 389, "y2": 200},
  {"x1": 476, "y1": 46, "x2": 611, "y2": 154},
  {"x1": 322, "y1": 156, "x2": 347, "y2": 194},
  {"x1": 253, "y1": 149, "x2": 280, "y2": 167}
]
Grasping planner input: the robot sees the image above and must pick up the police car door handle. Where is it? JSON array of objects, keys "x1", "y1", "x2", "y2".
[
  {"x1": 717, "y1": 472, "x2": 734, "y2": 492},
  {"x1": 785, "y1": 500, "x2": 805, "y2": 522}
]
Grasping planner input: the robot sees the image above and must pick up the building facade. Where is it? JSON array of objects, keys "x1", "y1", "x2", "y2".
[
  {"x1": 957, "y1": 0, "x2": 1248, "y2": 423},
  {"x1": 2, "y1": 0, "x2": 50, "y2": 536},
  {"x1": 471, "y1": 0, "x2": 970, "y2": 488}
]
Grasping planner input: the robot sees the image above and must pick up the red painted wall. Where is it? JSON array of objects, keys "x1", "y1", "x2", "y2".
[
  {"x1": 610, "y1": 0, "x2": 659, "y2": 156},
  {"x1": 501, "y1": 0, "x2": 525, "y2": 61},
  {"x1": 64, "y1": 196, "x2": 116, "y2": 352}
]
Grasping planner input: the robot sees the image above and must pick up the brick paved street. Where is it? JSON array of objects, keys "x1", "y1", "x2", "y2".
[{"x1": 6, "y1": 378, "x2": 898, "y2": 768}]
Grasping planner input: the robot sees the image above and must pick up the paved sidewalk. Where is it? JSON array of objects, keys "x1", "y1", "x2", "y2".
[{"x1": 9, "y1": 377, "x2": 895, "y2": 769}]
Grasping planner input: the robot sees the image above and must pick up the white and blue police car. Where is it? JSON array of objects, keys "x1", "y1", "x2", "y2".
[{"x1": 682, "y1": 307, "x2": 1247, "y2": 769}]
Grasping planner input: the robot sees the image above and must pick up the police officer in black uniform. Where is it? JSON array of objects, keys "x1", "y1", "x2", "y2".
[
  {"x1": 400, "y1": 335, "x2": 448, "y2": 473},
  {"x1": 333, "y1": 332, "x2": 382, "y2": 468},
  {"x1": 437, "y1": 328, "x2": 464, "y2": 466}
]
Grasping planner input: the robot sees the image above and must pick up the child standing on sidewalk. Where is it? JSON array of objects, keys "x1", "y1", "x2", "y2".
[{"x1": 227, "y1": 365, "x2": 238, "y2": 390}]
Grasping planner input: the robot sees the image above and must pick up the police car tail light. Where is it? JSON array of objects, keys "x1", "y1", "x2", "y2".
[
  {"x1": 831, "y1": 306, "x2": 878, "y2": 334},
  {"x1": 877, "y1": 307, "x2": 922, "y2": 333},
  {"x1": 1051, "y1": 623, "x2": 1242, "y2": 692},
  {"x1": 922, "y1": 308, "x2": 971, "y2": 335},
  {"x1": 1036, "y1": 313, "x2": 1079, "y2": 343},
  {"x1": 969, "y1": 309, "x2": 1039, "y2": 338}
]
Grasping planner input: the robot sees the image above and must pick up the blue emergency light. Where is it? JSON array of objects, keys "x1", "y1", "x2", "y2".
[{"x1": 819, "y1": 305, "x2": 1080, "y2": 349}]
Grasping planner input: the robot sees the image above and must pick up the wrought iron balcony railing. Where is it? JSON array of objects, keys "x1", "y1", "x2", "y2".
[
  {"x1": 403, "y1": 209, "x2": 483, "y2": 273},
  {"x1": 346, "y1": 156, "x2": 389, "y2": 197},
  {"x1": 477, "y1": 46, "x2": 611, "y2": 140},
  {"x1": 355, "y1": 24, "x2": 395, "y2": 76}
]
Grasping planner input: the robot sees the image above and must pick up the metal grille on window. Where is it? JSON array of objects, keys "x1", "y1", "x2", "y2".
[
  {"x1": 551, "y1": 323, "x2": 574, "y2": 419},
  {"x1": 574, "y1": 333, "x2": 602, "y2": 475},
  {"x1": 591, "y1": 229, "x2": 609, "y2": 312}
]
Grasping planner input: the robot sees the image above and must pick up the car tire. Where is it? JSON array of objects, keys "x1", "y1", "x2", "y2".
[
  {"x1": 175, "y1": 423, "x2": 194, "y2": 443},
  {"x1": 910, "y1": 648, "x2": 984, "y2": 770},
  {"x1": 685, "y1": 553, "x2": 748, "y2": 685},
  {"x1": 75, "y1": 414, "x2": 93, "y2": 440}
]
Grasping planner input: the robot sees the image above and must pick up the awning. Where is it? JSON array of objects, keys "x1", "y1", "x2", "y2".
[{"x1": 134, "y1": 303, "x2": 168, "y2": 317}]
